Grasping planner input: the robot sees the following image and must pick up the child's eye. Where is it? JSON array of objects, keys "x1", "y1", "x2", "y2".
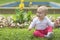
[{"x1": 37, "y1": 12, "x2": 40, "y2": 13}]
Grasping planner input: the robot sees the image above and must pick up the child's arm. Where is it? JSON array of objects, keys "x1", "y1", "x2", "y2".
[
  {"x1": 47, "y1": 17, "x2": 54, "y2": 27},
  {"x1": 28, "y1": 18, "x2": 36, "y2": 31}
]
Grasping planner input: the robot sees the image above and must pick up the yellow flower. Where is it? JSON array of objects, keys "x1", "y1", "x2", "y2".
[
  {"x1": 19, "y1": 3, "x2": 24, "y2": 10},
  {"x1": 20, "y1": 0, "x2": 24, "y2": 2}
]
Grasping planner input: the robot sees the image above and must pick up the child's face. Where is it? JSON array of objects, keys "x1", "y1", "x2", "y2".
[
  {"x1": 59, "y1": 18, "x2": 60, "y2": 23},
  {"x1": 36, "y1": 10, "x2": 47, "y2": 18},
  {"x1": 36, "y1": 6, "x2": 48, "y2": 18},
  {"x1": 59, "y1": 18, "x2": 60, "y2": 21}
]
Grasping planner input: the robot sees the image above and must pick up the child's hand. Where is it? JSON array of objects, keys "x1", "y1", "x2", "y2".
[
  {"x1": 54, "y1": 19, "x2": 60, "y2": 27},
  {"x1": 28, "y1": 28, "x2": 32, "y2": 31}
]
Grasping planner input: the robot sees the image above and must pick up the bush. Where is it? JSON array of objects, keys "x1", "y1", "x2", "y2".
[
  {"x1": 15, "y1": 9, "x2": 33, "y2": 24},
  {"x1": 15, "y1": 9, "x2": 25, "y2": 24},
  {"x1": 24, "y1": 11, "x2": 33, "y2": 22}
]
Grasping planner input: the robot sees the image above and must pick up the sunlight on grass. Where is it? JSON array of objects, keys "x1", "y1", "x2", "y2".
[
  {"x1": 0, "y1": 13, "x2": 60, "y2": 40},
  {"x1": 0, "y1": 13, "x2": 60, "y2": 19},
  {"x1": 0, "y1": 0, "x2": 60, "y2": 4},
  {"x1": 0, "y1": 27, "x2": 60, "y2": 40}
]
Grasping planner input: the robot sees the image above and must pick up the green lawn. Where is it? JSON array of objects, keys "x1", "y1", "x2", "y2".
[
  {"x1": 48, "y1": 14, "x2": 60, "y2": 19},
  {"x1": 0, "y1": 0, "x2": 60, "y2": 4},
  {"x1": 0, "y1": 27, "x2": 60, "y2": 40},
  {"x1": 0, "y1": 14, "x2": 60, "y2": 40},
  {"x1": 0, "y1": 13, "x2": 60, "y2": 19},
  {"x1": 0, "y1": 0, "x2": 15, "y2": 4},
  {"x1": 16, "y1": 0, "x2": 57, "y2": 2},
  {"x1": 0, "y1": 13, "x2": 60, "y2": 21}
]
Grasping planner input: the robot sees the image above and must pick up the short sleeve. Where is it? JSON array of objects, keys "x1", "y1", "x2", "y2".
[
  {"x1": 29, "y1": 18, "x2": 36, "y2": 29},
  {"x1": 46, "y1": 17, "x2": 54, "y2": 27}
]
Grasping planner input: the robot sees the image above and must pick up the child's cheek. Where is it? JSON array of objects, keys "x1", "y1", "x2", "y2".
[
  {"x1": 39, "y1": 14, "x2": 43, "y2": 16},
  {"x1": 55, "y1": 20, "x2": 58, "y2": 24},
  {"x1": 59, "y1": 20, "x2": 60, "y2": 24}
]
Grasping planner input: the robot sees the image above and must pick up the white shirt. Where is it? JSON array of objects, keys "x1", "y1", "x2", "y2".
[{"x1": 29, "y1": 16, "x2": 54, "y2": 30}]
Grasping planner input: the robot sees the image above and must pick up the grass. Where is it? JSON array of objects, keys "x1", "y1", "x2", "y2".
[
  {"x1": 0, "y1": 27, "x2": 60, "y2": 40},
  {"x1": 0, "y1": 13, "x2": 60, "y2": 20},
  {"x1": 0, "y1": 0, "x2": 60, "y2": 4},
  {"x1": 48, "y1": 14, "x2": 60, "y2": 19},
  {"x1": 0, "y1": 14, "x2": 16, "y2": 20},
  {"x1": 0, "y1": 13, "x2": 60, "y2": 17},
  {"x1": 25, "y1": 0, "x2": 60, "y2": 3},
  {"x1": 0, "y1": 13, "x2": 60, "y2": 40},
  {"x1": 0, "y1": 0, "x2": 15, "y2": 4}
]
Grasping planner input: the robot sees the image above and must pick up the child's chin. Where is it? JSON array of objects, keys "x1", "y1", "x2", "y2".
[{"x1": 37, "y1": 16, "x2": 40, "y2": 17}]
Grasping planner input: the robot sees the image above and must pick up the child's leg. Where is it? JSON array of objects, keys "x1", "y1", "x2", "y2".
[
  {"x1": 33, "y1": 30, "x2": 45, "y2": 38},
  {"x1": 44, "y1": 26, "x2": 53, "y2": 38},
  {"x1": 33, "y1": 26, "x2": 53, "y2": 38},
  {"x1": 47, "y1": 26, "x2": 53, "y2": 32},
  {"x1": 40, "y1": 26, "x2": 53, "y2": 35}
]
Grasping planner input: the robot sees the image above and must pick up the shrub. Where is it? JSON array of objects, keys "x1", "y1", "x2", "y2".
[
  {"x1": 15, "y1": 9, "x2": 25, "y2": 24},
  {"x1": 15, "y1": 9, "x2": 33, "y2": 24}
]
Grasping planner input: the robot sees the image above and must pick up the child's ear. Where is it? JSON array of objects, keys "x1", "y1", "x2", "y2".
[
  {"x1": 45, "y1": 13, "x2": 47, "y2": 16},
  {"x1": 45, "y1": 10, "x2": 48, "y2": 16}
]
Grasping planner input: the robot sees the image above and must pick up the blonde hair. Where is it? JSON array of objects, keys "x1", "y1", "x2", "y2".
[{"x1": 37, "y1": 6, "x2": 48, "y2": 12}]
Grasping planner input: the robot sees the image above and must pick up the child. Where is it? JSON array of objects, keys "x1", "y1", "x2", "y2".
[
  {"x1": 28, "y1": 6, "x2": 55, "y2": 38},
  {"x1": 55, "y1": 17, "x2": 60, "y2": 28}
]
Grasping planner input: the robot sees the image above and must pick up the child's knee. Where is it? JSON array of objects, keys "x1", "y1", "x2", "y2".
[
  {"x1": 33, "y1": 31, "x2": 44, "y2": 37},
  {"x1": 48, "y1": 26, "x2": 53, "y2": 32},
  {"x1": 33, "y1": 31, "x2": 39, "y2": 37}
]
